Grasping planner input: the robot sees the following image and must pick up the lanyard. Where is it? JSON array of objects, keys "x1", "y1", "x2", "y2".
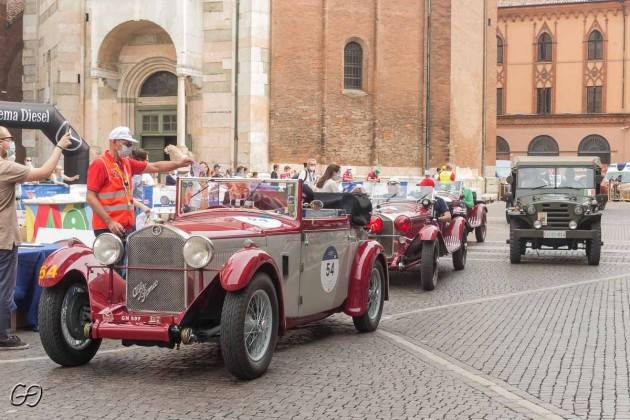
[{"x1": 104, "y1": 154, "x2": 132, "y2": 204}]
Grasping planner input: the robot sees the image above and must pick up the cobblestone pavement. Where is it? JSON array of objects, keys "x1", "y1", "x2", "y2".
[{"x1": 2, "y1": 202, "x2": 630, "y2": 419}]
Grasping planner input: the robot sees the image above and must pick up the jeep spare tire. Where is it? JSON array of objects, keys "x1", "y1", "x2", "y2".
[{"x1": 220, "y1": 272, "x2": 279, "y2": 380}]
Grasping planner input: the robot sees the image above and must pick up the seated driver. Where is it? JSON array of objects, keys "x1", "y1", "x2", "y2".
[{"x1": 433, "y1": 191, "x2": 452, "y2": 224}]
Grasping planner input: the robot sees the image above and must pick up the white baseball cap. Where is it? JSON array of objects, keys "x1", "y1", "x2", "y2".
[
  {"x1": 387, "y1": 177, "x2": 400, "y2": 185},
  {"x1": 108, "y1": 126, "x2": 139, "y2": 144}
]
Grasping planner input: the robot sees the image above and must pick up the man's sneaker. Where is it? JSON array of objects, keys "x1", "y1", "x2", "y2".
[{"x1": 0, "y1": 335, "x2": 29, "y2": 350}]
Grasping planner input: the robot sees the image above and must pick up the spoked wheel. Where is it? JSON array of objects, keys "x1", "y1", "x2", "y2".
[
  {"x1": 452, "y1": 234, "x2": 467, "y2": 270},
  {"x1": 39, "y1": 281, "x2": 101, "y2": 366},
  {"x1": 475, "y1": 215, "x2": 487, "y2": 243},
  {"x1": 353, "y1": 261, "x2": 385, "y2": 332},
  {"x1": 420, "y1": 241, "x2": 439, "y2": 291},
  {"x1": 220, "y1": 273, "x2": 279, "y2": 380}
]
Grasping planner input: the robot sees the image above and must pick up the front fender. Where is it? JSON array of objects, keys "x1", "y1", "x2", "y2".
[
  {"x1": 468, "y1": 204, "x2": 487, "y2": 228},
  {"x1": 38, "y1": 240, "x2": 94, "y2": 288},
  {"x1": 38, "y1": 239, "x2": 126, "y2": 316},
  {"x1": 344, "y1": 240, "x2": 388, "y2": 317},
  {"x1": 418, "y1": 224, "x2": 440, "y2": 242},
  {"x1": 220, "y1": 248, "x2": 282, "y2": 292}
]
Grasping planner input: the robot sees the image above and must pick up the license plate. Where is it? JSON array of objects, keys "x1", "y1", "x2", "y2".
[{"x1": 543, "y1": 230, "x2": 566, "y2": 239}]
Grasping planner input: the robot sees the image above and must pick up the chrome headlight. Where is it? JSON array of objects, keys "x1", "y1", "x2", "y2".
[
  {"x1": 533, "y1": 220, "x2": 543, "y2": 229},
  {"x1": 569, "y1": 220, "x2": 578, "y2": 230},
  {"x1": 183, "y1": 235, "x2": 215, "y2": 269},
  {"x1": 526, "y1": 204, "x2": 537, "y2": 215},
  {"x1": 421, "y1": 198, "x2": 431, "y2": 208},
  {"x1": 93, "y1": 233, "x2": 124, "y2": 266},
  {"x1": 590, "y1": 199, "x2": 598, "y2": 206},
  {"x1": 574, "y1": 205, "x2": 583, "y2": 215}
]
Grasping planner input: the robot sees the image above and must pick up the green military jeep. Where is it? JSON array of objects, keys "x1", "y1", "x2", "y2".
[{"x1": 505, "y1": 156, "x2": 603, "y2": 265}]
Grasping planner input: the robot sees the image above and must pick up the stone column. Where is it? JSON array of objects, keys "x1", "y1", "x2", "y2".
[
  {"x1": 177, "y1": 75, "x2": 186, "y2": 147},
  {"x1": 91, "y1": 77, "x2": 99, "y2": 146}
]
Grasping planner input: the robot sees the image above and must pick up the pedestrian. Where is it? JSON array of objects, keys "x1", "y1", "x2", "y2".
[
  {"x1": 130, "y1": 148, "x2": 152, "y2": 218},
  {"x1": 212, "y1": 163, "x2": 223, "y2": 177},
  {"x1": 280, "y1": 165, "x2": 292, "y2": 179},
  {"x1": 315, "y1": 164, "x2": 341, "y2": 192},
  {"x1": 24, "y1": 157, "x2": 33, "y2": 168},
  {"x1": 367, "y1": 166, "x2": 381, "y2": 182},
  {"x1": 438, "y1": 164, "x2": 455, "y2": 183},
  {"x1": 271, "y1": 164, "x2": 279, "y2": 179},
  {"x1": 298, "y1": 158, "x2": 317, "y2": 186},
  {"x1": 49, "y1": 165, "x2": 80, "y2": 184},
  {"x1": 86, "y1": 126, "x2": 192, "y2": 238},
  {"x1": 225, "y1": 168, "x2": 233, "y2": 177},
  {"x1": 199, "y1": 161, "x2": 211, "y2": 177},
  {"x1": 342, "y1": 167, "x2": 354, "y2": 182},
  {"x1": 1, "y1": 126, "x2": 73, "y2": 350},
  {"x1": 417, "y1": 170, "x2": 436, "y2": 187},
  {"x1": 251, "y1": 171, "x2": 259, "y2": 178}
]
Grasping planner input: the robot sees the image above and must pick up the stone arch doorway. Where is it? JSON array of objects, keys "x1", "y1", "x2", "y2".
[
  {"x1": 92, "y1": 20, "x2": 186, "y2": 153},
  {"x1": 135, "y1": 71, "x2": 178, "y2": 162}
]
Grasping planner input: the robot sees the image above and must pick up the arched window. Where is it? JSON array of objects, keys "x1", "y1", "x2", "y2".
[
  {"x1": 497, "y1": 36, "x2": 504, "y2": 64},
  {"x1": 578, "y1": 134, "x2": 610, "y2": 164},
  {"x1": 140, "y1": 71, "x2": 178, "y2": 97},
  {"x1": 528, "y1": 135, "x2": 559, "y2": 156},
  {"x1": 344, "y1": 42, "x2": 363, "y2": 90},
  {"x1": 587, "y1": 30, "x2": 603, "y2": 60},
  {"x1": 537, "y1": 33, "x2": 552, "y2": 62},
  {"x1": 496, "y1": 136, "x2": 510, "y2": 161}
]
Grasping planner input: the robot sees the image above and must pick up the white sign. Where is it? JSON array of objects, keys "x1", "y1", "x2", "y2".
[
  {"x1": 234, "y1": 216, "x2": 283, "y2": 229},
  {"x1": 320, "y1": 246, "x2": 339, "y2": 293}
]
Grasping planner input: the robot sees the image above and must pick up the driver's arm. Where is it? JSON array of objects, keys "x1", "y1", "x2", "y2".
[{"x1": 438, "y1": 210, "x2": 451, "y2": 223}]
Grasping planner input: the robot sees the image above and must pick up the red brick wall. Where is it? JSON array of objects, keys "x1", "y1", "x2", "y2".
[{"x1": 270, "y1": 0, "x2": 424, "y2": 168}]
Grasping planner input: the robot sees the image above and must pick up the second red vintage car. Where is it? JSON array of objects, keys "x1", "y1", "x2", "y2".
[
  {"x1": 37, "y1": 178, "x2": 388, "y2": 380},
  {"x1": 368, "y1": 184, "x2": 468, "y2": 291},
  {"x1": 434, "y1": 181, "x2": 488, "y2": 243}
]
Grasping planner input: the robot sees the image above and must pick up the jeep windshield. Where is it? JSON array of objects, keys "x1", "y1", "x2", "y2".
[
  {"x1": 177, "y1": 178, "x2": 299, "y2": 219},
  {"x1": 517, "y1": 167, "x2": 595, "y2": 190}
]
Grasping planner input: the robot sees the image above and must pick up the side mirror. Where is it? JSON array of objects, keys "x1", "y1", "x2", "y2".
[{"x1": 506, "y1": 175, "x2": 514, "y2": 184}]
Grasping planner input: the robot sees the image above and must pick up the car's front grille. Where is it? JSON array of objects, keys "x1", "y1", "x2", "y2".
[
  {"x1": 376, "y1": 219, "x2": 394, "y2": 257},
  {"x1": 541, "y1": 203, "x2": 570, "y2": 228},
  {"x1": 126, "y1": 226, "x2": 189, "y2": 313}
]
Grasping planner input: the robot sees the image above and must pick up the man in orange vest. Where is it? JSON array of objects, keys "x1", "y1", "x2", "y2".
[{"x1": 87, "y1": 127, "x2": 192, "y2": 237}]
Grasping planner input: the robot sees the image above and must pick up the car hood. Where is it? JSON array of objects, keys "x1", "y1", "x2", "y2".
[{"x1": 170, "y1": 210, "x2": 299, "y2": 239}]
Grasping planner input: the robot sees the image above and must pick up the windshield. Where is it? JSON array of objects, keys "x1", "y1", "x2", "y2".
[
  {"x1": 177, "y1": 178, "x2": 299, "y2": 219},
  {"x1": 517, "y1": 167, "x2": 595, "y2": 189},
  {"x1": 434, "y1": 181, "x2": 463, "y2": 196},
  {"x1": 369, "y1": 182, "x2": 434, "y2": 202}
]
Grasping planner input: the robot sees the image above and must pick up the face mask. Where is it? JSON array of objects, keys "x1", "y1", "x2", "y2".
[
  {"x1": 333, "y1": 174, "x2": 341, "y2": 181},
  {"x1": 119, "y1": 144, "x2": 132, "y2": 158}
]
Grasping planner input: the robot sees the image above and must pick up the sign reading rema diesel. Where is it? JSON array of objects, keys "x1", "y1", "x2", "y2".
[{"x1": 0, "y1": 108, "x2": 51, "y2": 124}]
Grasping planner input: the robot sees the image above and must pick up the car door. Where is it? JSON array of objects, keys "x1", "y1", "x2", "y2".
[{"x1": 298, "y1": 219, "x2": 355, "y2": 317}]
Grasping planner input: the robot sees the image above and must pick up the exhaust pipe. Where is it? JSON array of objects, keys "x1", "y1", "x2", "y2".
[{"x1": 0, "y1": 101, "x2": 90, "y2": 183}]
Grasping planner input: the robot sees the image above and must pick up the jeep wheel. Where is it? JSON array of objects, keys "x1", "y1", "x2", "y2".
[
  {"x1": 509, "y1": 220, "x2": 522, "y2": 264},
  {"x1": 475, "y1": 215, "x2": 487, "y2": 243},
  {"x1": 452, "y1": 234, "x2": 467, "y2": 271},
  {"x1": 586, "y1": 222, "x2": 602, "y2": 266},
  {"x1": 220, "y1": 272, "x2": 279, "y2": 380},
  {"x1": 353, "y1": 261, "x2": 385, "y2": 332},
  {"x1": 39, "y1": 281, "x2": 101, "y2": 367},
  {"x1": 420, "y1": 241, "x2": 439, "y2": 291}
]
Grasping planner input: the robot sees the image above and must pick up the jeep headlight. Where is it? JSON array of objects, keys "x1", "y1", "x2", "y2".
[
  {"x1": 526, "y1": 204, "x2": 537, "y2": 215},
  {"x1": 183, "y1": 235, "x2": 215, "y2": 269},
  {"x1": 533, "y1": 220, "x2": 543, "y2": 229},
  {"x1": 93, "y1": 233, "x2": 124, "y2": 266},
  {"x1": 574, "y1": 205, "x2": 583, "y2": 215}
]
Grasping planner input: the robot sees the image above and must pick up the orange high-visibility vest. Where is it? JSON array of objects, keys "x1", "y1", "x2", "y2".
[{"x1": 92, "y1": 152, "x2": 135, "y2": 230}]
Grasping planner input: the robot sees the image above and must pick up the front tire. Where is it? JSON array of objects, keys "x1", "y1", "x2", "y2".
[
  {"x1": 509, "y1": 220, "x2": 522, "y2": 264},
  {"x1": 220, "y1": 273, "x2": 279, "y2": 380},
  {"x1": 475, "y1": 214, "x2": 487, "y2": 243},
  {"x1": 452, "y1": 233, "x2": 467, "y2": 271},
  {"x1": 420, "y1": 241, "x2": 439, "y2": 291},
  {"x1": 39, "y1": 281, "x2": 101, "y2": 367},
  {"x1": 586, "y1": 221, "x2": 602, "y2": 266},
  {"x1": 353, "y1": 261, "x2": 385, "y2": 332}
]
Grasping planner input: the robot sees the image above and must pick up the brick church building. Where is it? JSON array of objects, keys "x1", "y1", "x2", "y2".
[{"x1": 3, "y1": 0, "x2": 496, "y2": 176}]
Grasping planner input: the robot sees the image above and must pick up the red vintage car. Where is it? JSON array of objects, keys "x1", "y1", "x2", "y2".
[
  {"x1": 367, "y1": 185, "x2": 468, "y2": 291},
  {"x1": 433, "y1": 181, "x2": 488, "y2": 243},
  {"x1": 37, "y1": 178, "x2": 387, "y2": 379}
]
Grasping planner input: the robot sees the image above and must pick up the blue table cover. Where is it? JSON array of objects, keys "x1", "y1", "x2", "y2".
[{"x1": 14, "y1": 244, "x2": 61, "y2": 328}]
